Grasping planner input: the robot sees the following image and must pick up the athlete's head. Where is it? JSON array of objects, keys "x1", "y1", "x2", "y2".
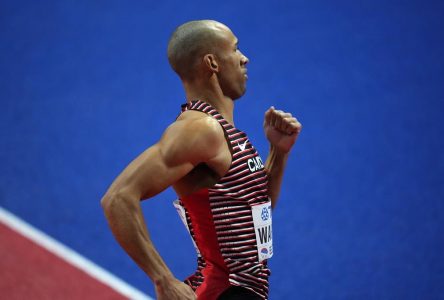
[{"x1": 167, "y1": 20, "x2": 249, "y2": 100}]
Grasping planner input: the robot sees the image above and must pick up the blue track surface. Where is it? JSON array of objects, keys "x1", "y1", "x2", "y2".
[{"x1": 1, "y1": 1, "x2": 444, "y2": 299}]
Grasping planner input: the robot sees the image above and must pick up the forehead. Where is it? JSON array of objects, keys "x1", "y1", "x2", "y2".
[{"x1": 210, "y1": 22, "x2": 237, "y2": 45}]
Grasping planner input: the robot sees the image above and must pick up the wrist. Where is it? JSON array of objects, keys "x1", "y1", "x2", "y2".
[
  {"x1": 154, "y1": 273, "x2": 176, "y2": 288},
  {"x1": 266, "y1": 145, "x2": 289, "y2": 175},
  {"x1": 269, "y1": 144, "x2": 290, "y2": 158}
]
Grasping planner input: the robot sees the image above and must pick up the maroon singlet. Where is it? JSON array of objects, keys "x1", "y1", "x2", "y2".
[{"x1": 178, "y1": 100, "x2": 271, "y2": 300}]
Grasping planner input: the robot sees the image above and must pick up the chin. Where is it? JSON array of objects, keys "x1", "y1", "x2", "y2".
[{"x1": 232, "y1": 89, "x2": 246, "y2": 101}]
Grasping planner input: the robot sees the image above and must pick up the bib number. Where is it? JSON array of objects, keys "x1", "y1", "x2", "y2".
[{"x1": 252, "y1": 202, "x2": 273, "y2": 262}]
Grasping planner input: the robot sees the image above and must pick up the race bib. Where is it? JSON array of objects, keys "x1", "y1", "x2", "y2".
[
  {"x1": 252, "y1": 201, "x2": 273, "y2": 262},
  {"x1": 173, "y1": 200, "x2": 201, "y2": 256}
]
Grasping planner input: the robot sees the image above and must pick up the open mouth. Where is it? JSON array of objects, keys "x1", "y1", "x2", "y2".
[{"x1": 241, "y1": 67, "x2": 248, "y2": 80}]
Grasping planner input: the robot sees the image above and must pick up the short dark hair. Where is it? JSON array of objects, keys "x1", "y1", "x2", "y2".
[{"x1": 167, "y1": 20, "x2": 221, "y2": 80}]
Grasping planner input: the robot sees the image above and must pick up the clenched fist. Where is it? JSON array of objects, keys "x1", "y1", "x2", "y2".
[{"x1": 264, "y1": 106, "x2": 302, "y2": 154}]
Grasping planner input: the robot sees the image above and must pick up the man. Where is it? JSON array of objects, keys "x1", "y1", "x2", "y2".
[{"x1": 101, "y1": 20, "x2": 302, "y2": 300}]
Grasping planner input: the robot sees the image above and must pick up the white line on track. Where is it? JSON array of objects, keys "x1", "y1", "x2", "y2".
[{"x1": 0, "y1": 206, "x2": 153, "y2": 300}]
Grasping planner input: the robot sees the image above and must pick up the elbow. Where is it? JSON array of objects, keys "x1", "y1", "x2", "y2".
[
  {"x1": 100, "y1": 189, "x2": 138, "y2": 217},
  {"x1": 101, "y1": 192, "x2": 117, "y2": 217},
  {"x1": 101, "y1": 194, "x2": 112, "y2": 212},
  {"x1": 100, "y1": 188, "x2": 124, "y2": 214}
]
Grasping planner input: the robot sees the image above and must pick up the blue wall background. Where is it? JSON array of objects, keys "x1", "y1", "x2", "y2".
[{"x1": 1, "y1": 1, "x2": 443, "y2": 299}]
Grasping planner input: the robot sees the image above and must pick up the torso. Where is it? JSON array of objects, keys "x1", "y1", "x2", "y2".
[{"x1": 175, "y1": 100, "x2": 271, "y2": 300}]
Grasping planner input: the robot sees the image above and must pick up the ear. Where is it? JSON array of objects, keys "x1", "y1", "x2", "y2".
[{"x1": 203, "y1": 54, "x2": 219, "y2": 73}]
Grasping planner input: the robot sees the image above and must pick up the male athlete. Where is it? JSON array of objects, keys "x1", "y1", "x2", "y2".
[{"x1": 101, "y1": 20, "x2": 302, "y2": 300}]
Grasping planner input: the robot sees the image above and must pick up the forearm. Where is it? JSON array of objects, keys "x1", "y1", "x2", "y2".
[
  {"x1": 265, "y1": 146, "x2": 289, "y2": 208},
  {"x1": 101, "y1": 194, "x2": 173, "y2": 284}
]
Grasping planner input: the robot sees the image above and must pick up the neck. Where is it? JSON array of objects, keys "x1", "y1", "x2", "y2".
[{"x1": 183, "y1": 76, "x2": 235, "y2": 125}]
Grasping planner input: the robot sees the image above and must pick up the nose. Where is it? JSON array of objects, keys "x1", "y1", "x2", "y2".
[{"x1": 240, "y1": 51, "x2": 249, "y2": 66}]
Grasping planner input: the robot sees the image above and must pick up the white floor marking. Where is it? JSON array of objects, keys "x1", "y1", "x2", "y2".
[{"x1": 0, "y1": 206, "x2": 153, "y2": 300}]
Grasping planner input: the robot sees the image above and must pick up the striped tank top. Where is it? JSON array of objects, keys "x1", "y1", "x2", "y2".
[{"x1": 177, "y1": 100, "x2": 272, "y2": 300}]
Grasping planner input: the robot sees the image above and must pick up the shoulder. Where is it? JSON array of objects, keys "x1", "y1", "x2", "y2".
[
  {"x1": 158, "y1": 110, "x2": 226, "y2": 165},
  {"x1": 176, "y1": 109, "x2": 222, "y2": 130},
  {"x1": 175, "y1": 110, "x2": 225, "y2": 144}
]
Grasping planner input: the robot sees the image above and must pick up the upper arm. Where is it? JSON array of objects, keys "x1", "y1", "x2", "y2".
[{"x1": 104, "y1": 115, "x2": 225, "y2": 201}]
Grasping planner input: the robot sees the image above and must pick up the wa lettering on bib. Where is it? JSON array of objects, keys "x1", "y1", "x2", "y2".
[{"x1": 252, "y1": 201, "x2": 273, "y2": 262}]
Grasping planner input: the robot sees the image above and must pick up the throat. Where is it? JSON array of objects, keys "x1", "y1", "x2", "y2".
[{"x1": 184, "y1": 85, "x2": 236, "y2": 125}]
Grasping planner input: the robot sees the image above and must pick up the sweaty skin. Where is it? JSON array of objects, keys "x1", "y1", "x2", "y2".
[{"x1": 101, "y1": 20, "x2": 302, "y2": 300}]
